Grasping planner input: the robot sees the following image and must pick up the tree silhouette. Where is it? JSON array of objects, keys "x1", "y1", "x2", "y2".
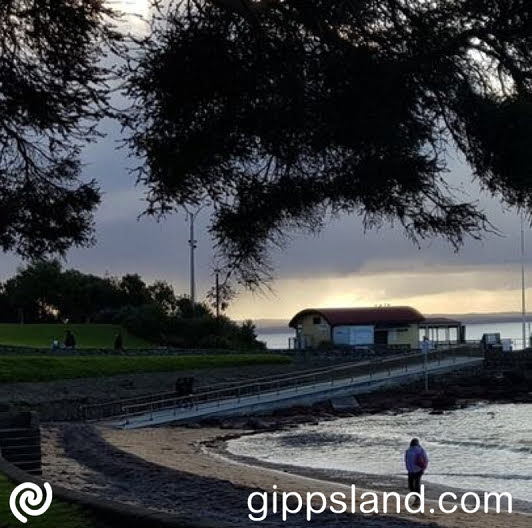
[
  {"x1": 123, "y1": 0, "x2": 532, "y2": 288},
  {"x1": 0, "y1": 1, "x2": 119, "y2": 258}
]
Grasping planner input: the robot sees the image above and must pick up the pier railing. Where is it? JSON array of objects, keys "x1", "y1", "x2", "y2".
[
  {"x1": 81, "y1": 346, "x2": 482, "y2": 423},
  {"x1": 80, "y1": 361, "x2": 369, "y2": 421}
]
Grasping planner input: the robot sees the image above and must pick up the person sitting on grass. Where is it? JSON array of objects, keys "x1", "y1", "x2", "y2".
[{"x1": 405, "y1": 437, "x2": 429, "y2": 506}]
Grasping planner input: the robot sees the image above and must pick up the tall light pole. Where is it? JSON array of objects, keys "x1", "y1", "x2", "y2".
[
  {"x1": 185, "y1": 203, "x2": 209, "y2": 315},
  {"x1": 215, "y1": 269, "x2": 220, "y2": 320},
  {"x1": 188, "y1": 210, "x2": 197, "y2": 308},
  {"x1": 521, "y1": 212, "x2": 527, "y2": 349}
]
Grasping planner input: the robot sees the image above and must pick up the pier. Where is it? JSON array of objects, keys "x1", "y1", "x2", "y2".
[{"x1": 85, "y1": 348, "x2": 483, "y2": 429}]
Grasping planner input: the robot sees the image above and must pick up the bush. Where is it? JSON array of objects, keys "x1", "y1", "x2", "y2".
[
  {"x1": 162, "y1": 314, "x2": 265, "y2": 350},
  {"x1": 119, "y1": 304, "x2": 167, "y2": 341},
  {"x1": 96, "y1": 301, "x2": 266, "y2": 351}
]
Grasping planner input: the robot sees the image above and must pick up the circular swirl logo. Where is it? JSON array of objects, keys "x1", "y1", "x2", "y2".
[{"x1": 9, "y1": 482, "x2": 53, "y2": 523}]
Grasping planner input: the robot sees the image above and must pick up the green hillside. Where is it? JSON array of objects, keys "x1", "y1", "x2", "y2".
[
  {"x1": 0, "y1": 324, "x2": 153, "y2": 349},
  {"x1": 0, "y1": 354, "x2": 290, "y2": 382}
]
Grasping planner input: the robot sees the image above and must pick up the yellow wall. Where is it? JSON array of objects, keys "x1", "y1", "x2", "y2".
[
  {"x1": 386, "y1": 325, "x2": 419, "y2": 348},
  {"x1": 294, "y1": 313, "x2": 331, "y2": 348},
  {"x1": 293, "y1": 314, "x2": 420, "y2": 349}
]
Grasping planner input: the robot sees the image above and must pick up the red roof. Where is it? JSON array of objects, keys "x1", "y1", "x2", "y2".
[{"x1": 289, "y1": 306, "x2": 425, "y2": 328}]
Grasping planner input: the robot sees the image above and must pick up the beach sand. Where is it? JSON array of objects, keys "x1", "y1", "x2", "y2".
[{"x1": 92, "y1": 425, "x2": 529, "y2": 528}]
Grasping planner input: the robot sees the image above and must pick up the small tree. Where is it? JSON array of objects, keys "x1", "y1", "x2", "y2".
[
  {"x1": 119, "y1": 274, "x2": 152, "y2": 307},
  {"x1": 206, "y1": 275, "x2": 236, "y2": 316},
  {"x1": 238, "y1": 320, "x2": 264, "y2": 350},
  {"x1": 3, "y1": 260, "x2": 63, "y2": 323},
  {"x1": 149, "y1": 280, "x2": 179, "y2": 314}
]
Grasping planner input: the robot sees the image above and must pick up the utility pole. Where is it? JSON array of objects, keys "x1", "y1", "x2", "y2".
[
  {"x1": 424, "y1": 351, "x2": 428, "y2": 391},
  {"x1": 422, "y1": 336, "x2": 429, "y2": 391},
  {"x1": 188, "y1": 210, "x2": 197, "y2": 310},
  {"x1": 185, "y1": 203, "x2": 209, "y2": 317},
  {"x1": 521, "y1": 212, "x2": 527, "y2": 350},
  {"x1": 215, "y1": 269, "x2": 220, "y2": 319}
]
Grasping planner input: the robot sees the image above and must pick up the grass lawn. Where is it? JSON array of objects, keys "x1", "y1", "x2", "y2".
[
  {"x1": 0, "y1": 324, "x2": 152, "y2": 349},
  {"x1": 0, "y1": 354, "x2": 291, "y2": 383},
  {"x1": 0, "y1": 474, "x2": 112, "y2": 528}
]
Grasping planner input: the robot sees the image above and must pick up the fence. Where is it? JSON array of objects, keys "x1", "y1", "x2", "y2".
[{"x1": 82, "y1": 346, "x2": 482, "y2": 423}]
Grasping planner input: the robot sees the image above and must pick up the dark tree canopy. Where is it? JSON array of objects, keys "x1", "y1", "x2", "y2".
[
  {"x1": 0, "y1": 260, "x2": 264, "y2": 350},
  {"x1": 0, "y1": 1, "x2": 119, "y2": 258},
  {"x1": 0, "y1": 260, "x2": 179, "y2": 324},
  {"x1": 124, "y1": 0, "x2": 532, "y2": 287}
]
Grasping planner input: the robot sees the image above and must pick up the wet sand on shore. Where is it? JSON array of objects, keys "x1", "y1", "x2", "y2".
[
  {"x1": 45, "y1": 423, "x2": 438, "y2": 528},
  {"x1": 99, "y1": 425, "x2": 530, "y2": 528}
]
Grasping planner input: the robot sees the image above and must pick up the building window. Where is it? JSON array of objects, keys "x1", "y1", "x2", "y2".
[{"x1": 313, "y1": 316, "x2": 321, "y2": 324}]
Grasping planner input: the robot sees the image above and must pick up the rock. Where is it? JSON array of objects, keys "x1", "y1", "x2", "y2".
[
  {"x1": 199, "y1": 417, "x2": 222, "y2": 427},
  {"x1": 273, "y1": 406, "x2": 309, "y2": 417},
  {"x1": 330, "y1": 396, "x2": 361, "y2": 412},
  {"x1": 513, "y1": 392, "x2": 532, "y2": 403},
  {"x1": 229, "y1": 418, "x2": 249, "y2": 429},
  {"x1": 246, "y1": 418, "x2": 272, "y2": 430},
  {"x1": 431, "y1": 395, "x2": 457, "y2": 410},
  {"x1": 443, "y1": 385, "x2": 461, "y2": 394},
  {"x1": 289, "y1": 414, "x2": 318, "y2": 424},
  {"x1": 311, "y1": 401, "x2": 333, "y2": 413}
]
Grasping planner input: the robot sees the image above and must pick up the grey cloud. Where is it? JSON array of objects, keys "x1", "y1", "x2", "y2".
[{"x1": 2, "y1": 4, "x2": 531, "y2": 315}]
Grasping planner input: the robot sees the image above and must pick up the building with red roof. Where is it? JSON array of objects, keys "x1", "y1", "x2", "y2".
[{"x1": 288, "y1": 306, "x2": 463, "y2": 350}]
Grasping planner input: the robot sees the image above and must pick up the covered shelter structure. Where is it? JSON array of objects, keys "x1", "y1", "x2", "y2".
[
  {"x1": 288, "y1": 306, "x2": 464, "y2": 350},
  {"x1": 419, "y1": 317, "x2": 465, "y2": 347}
]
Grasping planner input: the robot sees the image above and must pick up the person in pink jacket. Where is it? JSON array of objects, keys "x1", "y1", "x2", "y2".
[{"x1": 405, "y1": 438, "x2": 429, "y2": 504}]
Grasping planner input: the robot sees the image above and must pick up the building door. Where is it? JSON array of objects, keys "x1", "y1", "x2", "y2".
[{"x1": 374, "y1": 330, "x2": 388, "y2": 345}]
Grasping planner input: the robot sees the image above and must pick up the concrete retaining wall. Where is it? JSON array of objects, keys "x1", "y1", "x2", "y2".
[{"x1": 0, "y1": 412, "x2": 41, "y2": 475}]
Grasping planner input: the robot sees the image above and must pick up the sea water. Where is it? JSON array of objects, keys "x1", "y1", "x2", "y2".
[{"x1": 227, "y1": 403, "x2": 532, "y2": 503}]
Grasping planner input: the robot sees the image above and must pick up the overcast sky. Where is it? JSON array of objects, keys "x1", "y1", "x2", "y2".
[{"x1": 2, "y1": 1, "x2": 531, "y2": 321}]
